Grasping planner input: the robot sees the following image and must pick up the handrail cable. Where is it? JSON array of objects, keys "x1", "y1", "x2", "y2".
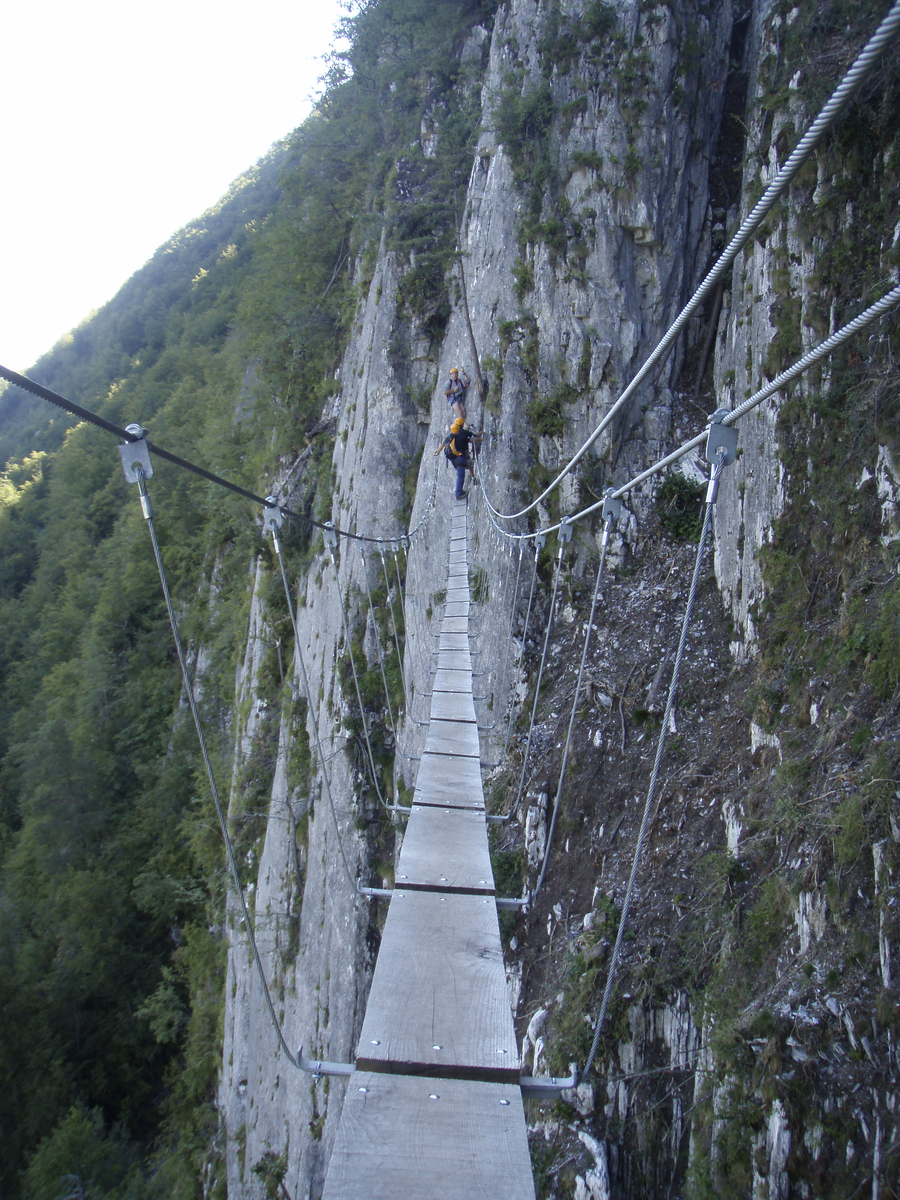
[
  {"x1": 476, "y1": 0, "x2": 900, "y2": 527},
  {"x1": 475, "y1": 280, "x2": 900, "y2": 544},
  {"x1": 583, "y1": 450, "x2": 730, "y2": 1077},
  {"x1": 532, "y1": 494, "x2": 620, "y2": 903},
  {"x1": 0, "y1": 363, "x2": 437, "y2": 548},
  {"x1": 509, "y1": 524, "x2": 571, "y2": 820},
  {"x1": 125, "y1": 461, "x2": 304, "y2": 1071}
]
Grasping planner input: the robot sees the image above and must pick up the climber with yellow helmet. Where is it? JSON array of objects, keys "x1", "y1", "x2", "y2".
[
  {"x1": 434, "y1": 416, "x2": 482, "y2": 500},
  {"x1": 444, "y1": 366, "x2": 470, "y2": 421}
]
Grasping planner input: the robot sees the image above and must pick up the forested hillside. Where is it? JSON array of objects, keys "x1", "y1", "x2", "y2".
[{"x1": 1, "y1": 0, "x2": 899, "y2": 1197}]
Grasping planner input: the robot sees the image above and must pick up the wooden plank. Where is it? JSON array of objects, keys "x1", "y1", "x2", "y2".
[
  {"x1": 440, "y1": 614, "x2": 469, "y2": 634},
  {"x1": 438, "y1": 632, "x2": 470, "y2": 651},
  {"x1": 432, "y1": 667, "x2": 472, "y2": 693},
  {"x1": 395, "y1": 805, "x2": 494, "y2": 893},
  {"x1": 423, "y1": 718, "x2": 481, "y2": 758},
  {"x1": 355, "y1": 891, "x2": 519, "y2": 1079},
  {"x1": 444, "y1": 601, "x2": 470, "y2": 618},
  {"x1": 414, "y1": 752, "x2": 484, "y2": 808},
  {"x1": 446, "y1": 585, "x2": 469, "y2": 600},
  {"x1": 322, "y1": 1073, "x2": 535, "y2": 1200},
  {"x1": 436, "y1": 648, "x2": 471, "y2": 673},
  {"x1": 428, "y1": 691, "x2": 477, "y2": 723}
]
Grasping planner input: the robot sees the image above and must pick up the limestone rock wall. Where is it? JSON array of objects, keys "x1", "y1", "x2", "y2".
[{"x1": 218, "y1": 0, "x2": 900, "y2": 1195}]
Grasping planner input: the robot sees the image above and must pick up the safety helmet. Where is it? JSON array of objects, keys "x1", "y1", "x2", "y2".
[
  {"x1": 451, "y1": 417, "x2": 464, "y2": 432},
  {"x1": 450, "y1": 367, "x2": 459, "y2": 375}
]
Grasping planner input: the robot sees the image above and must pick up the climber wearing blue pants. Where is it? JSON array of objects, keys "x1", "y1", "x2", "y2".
[{"x1": 434, "y1": 417, "x2": 482, "y2": 499}]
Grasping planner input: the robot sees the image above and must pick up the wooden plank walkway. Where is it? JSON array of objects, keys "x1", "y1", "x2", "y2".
[{"x1": 322, "y1": 496, "x2": 535, "y2": 1199}]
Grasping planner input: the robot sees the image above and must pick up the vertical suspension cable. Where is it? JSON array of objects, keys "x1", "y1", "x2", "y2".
[
  {"x1": 130, "y1": 467, "x2": 307, "y2": 1070},
  {"x1": 533, "y1": 497, "x2": 621, "y2": 902},
  {"x1": 510, "y1": 525, "x2": 571, "y2": 818},
  {"x1": 326, "y1": 542, "x2": 390, "y2": 811},
  {"x1": 478, "y1": 536, "x2": 520, "y2": 733},
  {"x1": 583, "y1": 458, "x2": 725, "y2": 1076},
  {"x1": 504, "y1": 537, "x2": 543, "y2": 759},
  {"x1": 359, "y1": 547, "x2": 417, "y2": 778},
  {"x1": 269, "y1": 528, "x2": 357, "y2": 890},
  {"x1": 358, "y1": 547, "x2": 398, "y2": 744},
  {"x1": 380, "y1": 545, "x2": 409, "y2": 711}
]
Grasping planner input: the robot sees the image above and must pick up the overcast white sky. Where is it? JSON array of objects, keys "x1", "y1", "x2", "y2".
[{"x1": 1, "y1": 0, "x2": 347, "y2": 372}]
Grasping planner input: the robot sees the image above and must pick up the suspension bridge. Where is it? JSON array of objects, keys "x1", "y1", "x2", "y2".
[{"x1": 0, "y1": 5, "x2": 898, "y2": 1193}]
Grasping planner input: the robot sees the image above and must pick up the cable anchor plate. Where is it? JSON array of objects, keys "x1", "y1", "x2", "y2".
[
  {"x1": 118, "y1": 431, "x2": 153, "y2": 482},
  {"x1": 704, "y1": 408, "x2": 738, "y2": 466}
]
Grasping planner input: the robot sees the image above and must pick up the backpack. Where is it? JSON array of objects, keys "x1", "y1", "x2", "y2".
[{"x1": 444, "y1": 430, "x2": 466, "y2": 464}]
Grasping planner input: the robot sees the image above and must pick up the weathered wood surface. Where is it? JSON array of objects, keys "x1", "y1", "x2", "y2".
[
  {"x1": 321, "y1": 1073, "x2": 535, "y2": 1200},
  {"x1": 423, "y1": 718, "x2": 480, "y2": 758},
  {"x1": 322, "y1": 493, "x2": 534, "y2": 1199},
  {"x1": 443, "y1": 601, "x2": 470, "y2": 617},
  {"x1": 428, "y1": 691, "x2": 477, "y2": 723},
  {"x1": 355, "y1": 891, "x2": 519, "y2": 1079},
  {"x1": 436, "y1": 648, "x2": 471, "y2": 674},
  {"x1": 432, "y1": 666, "x2": 472, "y2": 693},
  {"x1": 438, "y1": 631, "x2": 470, "y2": 651},
  {"x1": 395, "y1": 805, "x2": 494, "y2": 893},
  {"x1": 413, "y1": 752, "x2": 484, "y2": 808}
]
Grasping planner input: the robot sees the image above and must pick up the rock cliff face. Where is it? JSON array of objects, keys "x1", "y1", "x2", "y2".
[{"x1": 220, "y1": 1, "x2": 899, "y2": 1196}]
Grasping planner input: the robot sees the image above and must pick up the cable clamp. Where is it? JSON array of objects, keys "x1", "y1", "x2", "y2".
[
  {"x1": 601, "y1": 487, "x2": 622, "y2": 525},
  {"x1": 323, "y1": 521, "x2": 338, "y2": 551},
  {"x1": 557, "y1": 519, "x2": 573, "y2": 546},
  {"x1": 296, "y1": 1044, "x2": 355, "y2": 1079},
  {"x1": 704, "y1": 408, "x2": 738, "y2": 467},
  {"x1": 704, "y1": 409, "x2": 738, "y2": 505},
  {"x1": 263, "y1": 496, "x2": 283, "y2": 534},
  {"x1": 534, "y1": 532, "x2": 547, "y2": 552},
  {"x1": 118, "y1": 427, "x2": 153, "y2": 483}
]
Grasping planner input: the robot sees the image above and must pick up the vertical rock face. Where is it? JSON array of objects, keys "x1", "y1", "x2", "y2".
[{"x1": 221, "y1": 0, "x2": 899, "y2": 1195}]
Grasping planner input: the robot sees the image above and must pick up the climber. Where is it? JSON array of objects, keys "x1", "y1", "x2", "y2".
[
  {"x1": 444, "y1": 367, "x2": 470, "y2": 421},
  {"x1": 434, "y1": 417, "x2": 482, "y2": 500}
]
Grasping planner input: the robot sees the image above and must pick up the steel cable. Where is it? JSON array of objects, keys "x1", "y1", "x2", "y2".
[
  {"x1": 327, "y1": 548, "x2": 390, "y2": 812},
  {"x1": 510, "y1": 531, "x2": 569, "y2": 820},
  {"x1": 532, "y1": 507, "x2": 617, "y2": 902},
  {"x1": 271, "y1": 536, "x2": 357, "y2": 891},
  {"x1": 133, "y1": 467, "x2": 308, "y2": 1071},
  {"x1": 477, "y1": 0, "x2": 900, "y2": 527},
  {"x1": 0, "y1": 363, "x2": 440, "y2": 548},
  {"x1": 583, "y1": 457, "x2": 724, "y2": 1077},
  {"x1": 504, "y1": 540, "x2": 542, "y2": 760}
]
